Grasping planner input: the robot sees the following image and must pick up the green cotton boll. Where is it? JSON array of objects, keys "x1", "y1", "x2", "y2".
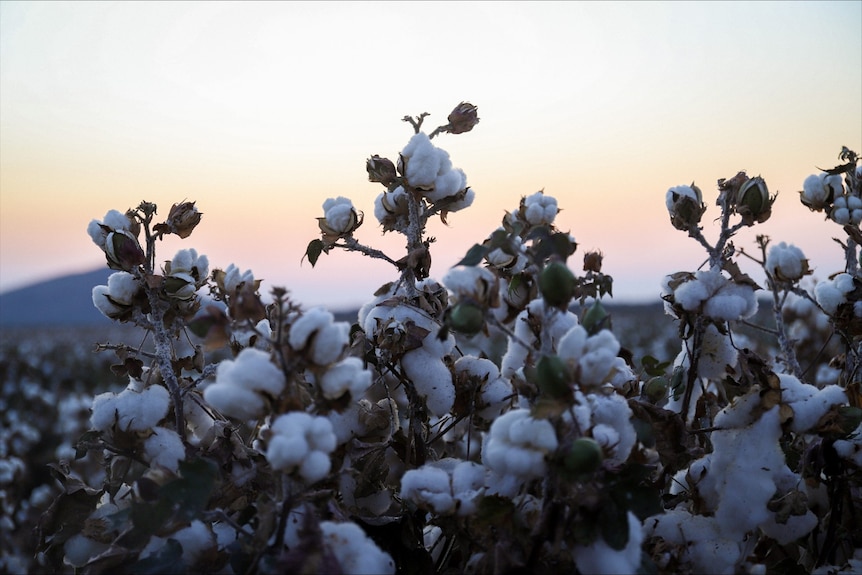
[
  {"x1": 536, "y1": 354, "x2": 571, "y2": 399},
  {"x1": 539, "y1": 261, "x2": 575, "y2": 308},
  {"x1": 564, "y1": 437, "x2": 603, "y2": 475}
]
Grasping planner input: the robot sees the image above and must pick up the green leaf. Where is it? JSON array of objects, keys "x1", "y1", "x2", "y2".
[
  {"x1": 455, "y1": 243, "x2": 487, "y2": 266},
  {"x1": 161, "y1": 458, "x2": 218, "y2": 521},
  {"x1": 598, "y1": 499, "x2": 629, "y2": 550},
  {"x1": 129, "y1": 539, "x2": 184, "y2": 575},
  {"x1": 303, "y1": 239, "x2": 325, "y2": 267}
]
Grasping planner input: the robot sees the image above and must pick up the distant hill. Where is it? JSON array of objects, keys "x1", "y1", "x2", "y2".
[{"x1": 0, "y1": 269, "x2": 113, "y2": 327}]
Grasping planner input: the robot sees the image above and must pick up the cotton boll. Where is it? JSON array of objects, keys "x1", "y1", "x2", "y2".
[
  {"x1": 320, "y1": 521, "x2": 396, "y2": 575},
  {"x1": 322, "y1": 197, "x2": 358, "y2": 234},
  {"x1": 523, "y1": 191, "x2": 558, "y2": 226},
  {"x1": 765, "y1": 242, "x2": 808, "y2": 282},
  {"x1": 572, "y1": 511, "x2": 643, "y2": 575},
  {"x1": 833, "y1": 424, "x2": 862, "y2": 467},
  {"x1": 815, "y1": 273, "x2": 856, "y2": 315},
  {"x1": 446, "y1": 187, "x2": 475, "y2": 212},
  {"x1": 318, "y1": 357, "x2": 372, "y2": 400},
  {"x1": 63, "y1": 534, "x2": 111, "y2": 568},
  {"x1": 289, "y1": 307, "x2": 350, "y2": 366},
  {"x1": 483, "y1": 409, "x2": 558, "y2": 487},
  {"x1": 266, "y1": 434, "x2": 310, "y2": 471},
  {"x1": 501, "y1": 299, "x2": 579, "y2": 380},
  {"x1": 401, "y1": 133, "x2": 443, "y2": 189},
  {"x1": 779, "y1": 373, "x2": 848, "y2": 433},
  {"x1": 647, "y1": 510, "x2": 740, "y2": 575},
  {"x1": 214, "y1": 348, "x2": 285, "y2": 396},
  {"x1": 426, "y1": 167, "x2": 466, "y2": 202},
  {"x1": 696, "y1": 324, "x2": 738, "y2": 379},
  {"x1": 583, "y1": 393, "x2": 637, "y2": 465},
  {"x1": 143, "y1": 427, "x2": 185, "y2": 472},
  {"x1": 203, "y1": 382, "x2": 266, "y2": 421},
  {"x1": 171, "y1": 520, "x2": 216, "y2": 565},
  {"x1": 400, "y1": 465, "x2": 456, "y2": 515},
  {"x1": 266, "y1": 412, "x2": 336, "y2": 483},
  {"x1": 401, "y1": 348, "x2": 455, "y2": 417}
]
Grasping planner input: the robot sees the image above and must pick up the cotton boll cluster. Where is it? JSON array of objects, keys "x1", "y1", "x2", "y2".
[
  {"x1": 800, "y1": 173, "x2": 843, "y2": 211},
  {"x1": 92, "y1": 271, "x2": 143, "y2": 319},
  {"x1": 831, "y1": 194, "x2": 862, "y2": 225},
  {"x1": 319, "y1": 520, "x2": 396, "y2": 575},
  {"x1": 399, "y1": 133, "x2": 473, "y2": 208},
  {"x1": 657, "y1": 393, "x2": 819, "y2": 573},
  {"x1": 814, "y1": 273, "x2": 859, "y2": 316},
  {"x1": 289, "y1": 307, "x2": 350, "y2": 366},
  {"x1": 453, "y1": 356, "x2": 513, "y2": 422},
  {"x1": 572, "y1": 511, "x2": 643, "y2": 575},
  {"x1": 668, "y1": 270, "x2": 758, "y2": 322},
  {"x1": 482, "y1": 409, "x2": 558, "y2": 496},
  {"x1": 570, "y1": 391, "x2": 637, "y2": 466},
  {"x1": 203, "y1": 348, "x2": 285, "y2": 421},
  {"x1": 90, "y1": 383, "x2": 170, "y2": 433},
  {"x1": 400, "y1": 458, "x2": 485, "y2": 516},
  {"x1": 264, "y1": 412, "x2": 337, "y2": 483},
  {"x1": 501, "y1": 299, "x2": 579, "y2": 382},
  {"x1": 765, "y1": 242, "x2": 809, "y2": 283},
  {"x1": 557, "y1": 325, "x2": 631, "y2": 392},
  {"x1": 778, "y1": 373, "x2": 848, "y2": 433},
  {"x1": 362, "y1": 300, "x2": 457, "y2": 417}
]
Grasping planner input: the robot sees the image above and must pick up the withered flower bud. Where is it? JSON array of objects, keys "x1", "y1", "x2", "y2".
[
  {"x1": 366, "y1": 155, "x2": 398, "y2": 186},
  {"x1": 735, "y1": 176, "x2": 774, "y2": 225},
  {"x1": 105, "y1": 230, "x2": 146, "y2": 271},
  {"x1": 447, "y1": 102, "x2": 479, "y2": 135},
  {"x1": 583, "y1": 251, "x2": 603, "y2": 273},
  {"x1": 165, "y1": 201, "x2": 202, "y2": 238}
]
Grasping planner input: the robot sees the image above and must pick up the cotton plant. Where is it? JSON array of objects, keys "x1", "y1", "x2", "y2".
[
  {"x1": 640, "y1": 148, "x2": 862, "y2": 573},
  {"x1": 35, "y1": 105, "x2": 862, "y2": 574}
]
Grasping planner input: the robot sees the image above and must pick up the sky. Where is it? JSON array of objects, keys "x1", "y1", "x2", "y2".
[{"x1": 1, "y1": 1, "x2": 860, "y2": 312}]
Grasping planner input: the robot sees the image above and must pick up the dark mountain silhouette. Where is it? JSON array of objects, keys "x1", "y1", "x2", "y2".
[{"x1": 0, "y1": 269, "x2": 113, "y2": 327}]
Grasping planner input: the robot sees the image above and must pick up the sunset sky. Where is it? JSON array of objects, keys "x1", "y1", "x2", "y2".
[{"x1": 1, "y1": 1, "x2": 860, "y2": 311}]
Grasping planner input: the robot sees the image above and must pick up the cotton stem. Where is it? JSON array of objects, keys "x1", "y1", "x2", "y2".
[{"x1": 143, "y1": 283, "x2": 186, "y2": 441}]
